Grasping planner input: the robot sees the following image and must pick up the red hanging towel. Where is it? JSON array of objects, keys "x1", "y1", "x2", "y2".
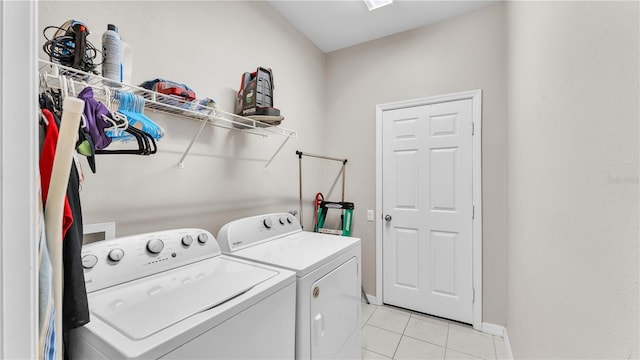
[{"x1": 40, "y1": 109, "x2": 74, "y2": 238}]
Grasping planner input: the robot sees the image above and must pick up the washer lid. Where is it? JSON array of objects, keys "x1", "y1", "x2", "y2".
[
  {"x1": 88, "y1": 257, "x2": 277, "y2": 340},
  {"x1": 231, "y1": 231, "x2": 360, "y2": 277}
]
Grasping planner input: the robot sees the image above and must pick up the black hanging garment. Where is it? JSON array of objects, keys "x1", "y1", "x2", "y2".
[
  {"x1": 62, "y1": 162, "x2": 90, "y2": 333},
  {"x1": 62, "y1": 162, "x2": 90, "y2": 360}
]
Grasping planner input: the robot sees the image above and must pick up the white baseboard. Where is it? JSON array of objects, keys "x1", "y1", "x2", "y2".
[
  {"x1": 481, "y1": 322, "x2": 504, "y2": 336},
  {"x1": 503, "y1": 327, "x2": 514, "y2": 360},
  {"x1": 481, "y1": 323, "x2": 513, "y2": 360},
  {"x1": 363, "y1": 294, "x2": 381, "y2": 305}
]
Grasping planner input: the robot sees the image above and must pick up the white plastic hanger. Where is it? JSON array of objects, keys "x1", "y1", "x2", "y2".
[
  {"x1": 58, "y1": 74, "x2": 68, "y2": 99},
  {"x1": 40, "y1": 112, "x2": 49, "y2": 126},
  {"x1": 67, "y1": 77, "x2": 76, "y2": 97},
  {"x1": 103, "y1": 86, "x2": 129, "y2": 127},
  {"x1": 101, "y1": 113, "x2": 127, "y2": 137}
]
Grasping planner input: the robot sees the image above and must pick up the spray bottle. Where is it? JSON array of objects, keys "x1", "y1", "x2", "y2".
[{"x1": 102, "y1": 24, "x2": 122, "y2": 85}]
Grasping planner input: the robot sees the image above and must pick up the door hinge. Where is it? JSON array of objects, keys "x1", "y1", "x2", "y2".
[
  {"x1": 472, "y1": 122, "x2": 475, "y2": 136},
  {"x1": 472, "y1": 288, "x2": 476, "y2": 303},
  {"x1": 472, "y1": 205, "x2": 475, "y2": 219}
]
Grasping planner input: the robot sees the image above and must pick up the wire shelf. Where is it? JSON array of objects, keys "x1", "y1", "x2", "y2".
[{"x1": 38, "y1": 59, "x2": 297, "y2": 167}]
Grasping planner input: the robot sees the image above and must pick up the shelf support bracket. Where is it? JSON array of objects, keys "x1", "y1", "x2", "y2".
[
  {"x1": 178, "y1": 118, "x2": 210, "y2": 168},
  {"x1": 264, "y1": 133, "x2": 292, "y2": 170}
]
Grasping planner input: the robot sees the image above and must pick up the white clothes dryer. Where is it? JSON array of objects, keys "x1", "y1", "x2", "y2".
[
  {"x1": 217, "y1": 213, "x2": 361, "y2": 360},
  {"x1": 70, "y1": 228, "x2": 296, "y2": 359}
]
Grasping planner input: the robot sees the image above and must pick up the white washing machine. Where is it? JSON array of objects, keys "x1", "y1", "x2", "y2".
[
  {"x1": 70, "y1": 228, "x2": 296, "y2": 359},
  {"x1": 217, "y1": 213, "x2": 361, "y2": 360}
]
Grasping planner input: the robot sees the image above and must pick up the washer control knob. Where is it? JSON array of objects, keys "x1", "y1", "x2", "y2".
[
  {"x1": 279, "y1": 217, "x2": 286, "y2": 225},
  {"x1": 146, "y1": 239, "x2": 164, "y2": 254},
  {"x1": 263, "y1": 218, "x2": 273, "y2": 229},
  {"x1": 82, "y1": 254, "x2": 98, "y2": 269},
  {"x1": 197, "y1": 233, "x2": 208, "y2": 244},
  {"x1": 181, "y1": 235, "x2": 194, "y2": 247},
  {"x1": 108, "y1": 248, "x2": 125, "y2": 262}
]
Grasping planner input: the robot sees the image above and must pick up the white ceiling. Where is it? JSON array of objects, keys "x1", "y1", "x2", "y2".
[{"x1": 267, "y1": 0, "x2": 499, "y2": 53}]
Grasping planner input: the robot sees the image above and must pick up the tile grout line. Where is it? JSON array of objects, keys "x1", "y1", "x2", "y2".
[
  {"x1": 362, "y1": 303, "x2": 376, "y2": 324},
  {"x1": 401, "y1": 333, "x2": 449, "y2": 349},
  {"x1": 362, "y1": 305, "x2": 400, "y2": 359},
  {"x1": 447, "y1": 325, "x2": 495, "y2": 360},
  {"x1": 443, "y1": 322, "x2": 451, "y2": 360},
  {"x1": 407, "y1": 312, "x2": 451, "y2": 348},
  {"x1": 367, "y1": 305, "x2": 413, "y2": 336},
  {"x1": 365, "y1": 322, "x2": 407, "y2": 335},
  {"x1": 390, "y1": 313, "x2": 411, "y2": 359},
  {"x1": 364, "y1": 348, "x2": 394, "y2": 359}
]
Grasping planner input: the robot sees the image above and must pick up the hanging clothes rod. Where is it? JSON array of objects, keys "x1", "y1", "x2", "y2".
[
  {"x1": 296, "y1": 150, "x2": 348, "y2": 164},
  {"x1": 296, "y1": 150, "x2": 348, "y2": 229}
]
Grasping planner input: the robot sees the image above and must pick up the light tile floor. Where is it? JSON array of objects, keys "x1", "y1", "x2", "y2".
[{"x1": 361, "y1": 303, "x2": 508, "y2": 360}]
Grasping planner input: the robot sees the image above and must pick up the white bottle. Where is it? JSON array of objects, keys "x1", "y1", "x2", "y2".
[
  {"x1": 102, "y1": 24, "x2": 122, "y2": 85},
  {"x1": 121, "y1": 42, "x2": 133, "y2": 84}
]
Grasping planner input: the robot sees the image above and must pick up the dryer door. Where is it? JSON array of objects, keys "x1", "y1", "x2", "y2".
[{"x1": 310, "y1": 257, "x2": 359, "y2": 359}]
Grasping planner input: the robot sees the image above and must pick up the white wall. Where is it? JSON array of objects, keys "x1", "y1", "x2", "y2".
[
  {"x1": 325, "y1": 4, "x2": 508, "y2": 325},
  {"x1": 38, "y1": 1, "x2": 328, "y2": 237},
  {"x1": 506, "y1": 1, "x2": 639, "y2": 358},
  {"x1": 1, "y1": 2, "x2": 39, "y2": 358}
]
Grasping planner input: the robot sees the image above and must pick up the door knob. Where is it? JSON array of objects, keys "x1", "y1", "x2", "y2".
[{"x1": 385, "y1": 214, "x2": 392, "y2": 222}]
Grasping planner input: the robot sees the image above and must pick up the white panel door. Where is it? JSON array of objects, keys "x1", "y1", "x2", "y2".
[{"x1": 382, "y1": 99, "x2": 473, "y2": 324}]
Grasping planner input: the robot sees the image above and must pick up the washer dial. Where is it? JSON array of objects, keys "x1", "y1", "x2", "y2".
[
  {"x1": 108, "y1": 248, "x2": 125, "y2": 262},
  {"x1": 146, "y1": 239, "x2": 164, "y2": 254},
  {"x1": 82, "y1": 254, "x2": 98, "y2": 269},
  {"x1": 182, "y1": 235, "x2": 194, "y2": 247}
]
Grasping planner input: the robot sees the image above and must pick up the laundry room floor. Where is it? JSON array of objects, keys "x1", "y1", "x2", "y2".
[{"x1": 361, "y1": 303, "x2": 508, "y2": 360}]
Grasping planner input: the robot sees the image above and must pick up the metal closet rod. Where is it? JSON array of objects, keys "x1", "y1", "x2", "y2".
[{"x1": 296, "y1": 150, "x2": 348, "y2": 164}]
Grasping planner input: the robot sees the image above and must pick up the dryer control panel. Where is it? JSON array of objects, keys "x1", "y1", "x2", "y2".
[
  {"x1": 81, "y1": 229, "x2": 219, "y2": 293},
  {"x1": 217, "y1": 213, "x2": 301, "y2": 253}
]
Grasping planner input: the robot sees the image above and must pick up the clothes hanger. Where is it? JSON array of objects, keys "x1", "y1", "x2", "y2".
[
  {"x1": 103, "y1": 107, "x2": 134, "y2": 142},
  {"x1": 136, "y1": 94, "x2": 164, "y2": 139},
  {"x1": 116, "y1": 91, "x2": 164, "y2": 140},
  {"x1": 131, "y1": 126, "x2": 157, "y2": 155},
  {"x1": 40, "y1": 111, "x2": 49, "y2": 126},
  {"x1": 107, "y1": 91, "x2": 136, "y2": 141},
  {"x1": 39, "y1": 72, "x2": 48, "y2": 93},
  {"x1": 59, "y1": 74, "x2": 68, "y2": 99},
  {"x1": 96, "y1": 97, "x2": 156, "y2": 156},
  {"x1": 101, "y1": 114, "x2": 126, "y2": 137},
  {"x1": 95, "y1": 125, "x2": 156, "y2": 155},
  {"x1": 103, "y1": 86, "x2": 130, "y2": 127},
  {"x1": 67, "y1": 77, "x2": 76, "y2": 97}
]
